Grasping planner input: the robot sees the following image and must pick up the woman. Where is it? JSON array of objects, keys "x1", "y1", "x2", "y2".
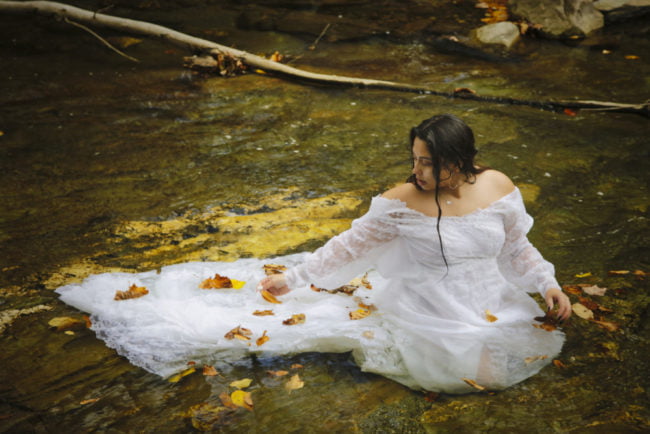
[
  {"x1": 260, "y1": 114, "x2": 570, "y2": 391},
  {"x1": 57, "y1": 114, "x2": 570, "y2": 393}
]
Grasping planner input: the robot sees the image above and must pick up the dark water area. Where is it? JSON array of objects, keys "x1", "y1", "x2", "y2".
[{"x1": 0, "y1": 0, "x2": 649, "y2": 432}]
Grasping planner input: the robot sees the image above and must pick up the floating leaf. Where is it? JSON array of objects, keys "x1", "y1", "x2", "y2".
[
  {"x1": 256, "y1": 330, "x2": 269, "y2": 346},
  {"x1": 462, "y1": 378, "x2": 486, "y2": 391},
  {"x1": 562, "y1": 284, "x2": 583, "y2": 295},
  {"x1": 114, "y1": 283, "x2": 148, "y2": 300},
  {"x1": 203, "y1": 365, "x2": 218, "y2": 376},
  {"x1": 582, "y1": 285, "x2": 607, "y2": 296},
  {"x1": 168, "y1": 366, "x2": 196, "y2": 383},
  {"x1": 349, "y1": 308, "x2": 371, "y2": 320},
  {"x1": 267, "y1": 370, "x2": 289, "y2": 377},
  {"x1": 485, "y1": 309, "x2": 498, "y2": 323},
  {"x1": 625, "y1": 55, "x2": 640, "y2": 60},
  {"x1": 230, "y1": 390, "x2": 253, "y2": 411},
  {"x1": 224, "y1": 325, "x2": 253, "y2": 341},
  {"x1": 285, "y1": 374, "x2": 304, "y2": 392},
  {"x1": 553, "y1": 359, "x2": 568, "y2": 369},
  {"x1": 572, "y1": 303, "x2": 595, "y2": 320},
  {"x1": 80, "y1": 398, "x2": 100, "y2": 405},
  {"x1": 291, "y1": 364, "x2": 303, "y2": 369},
  {"x1": 253, "y1": 309, "x2": 274, "y2": 316},
  {"x1": 633, "y1": 270, "x2": 647, "y2": 278},
  {"x1": 263, "y1": 264, "x2": 287, "y2": 275},
  {"x1": 261, "y1": 289, "x2": 282, "y2": 304},
  {"x1": 591, "y1": 319, "x2": 620, "y2": 332},
  {"x1": 48, "y1": 316, "x2": 86, "y2": 331},
  {"x1": 424, "y1": 391, "x2": 440, "y2": 402},
  {"x1": 563, "y1": 108, "x2": 578, "y2": 117},
  {"x1": 608, "y1": 270, "x2": 630, "y2": 276},
  {"x1": 454, "y1": 87, "x2": 477, "y2": 95},
  {"x1": 575, "y1": 272, "x2": 592, "y2": 278},
  {"x1": 219, "y1": 392, "x2": 238, "y2": 409},
  {"x1": 230, "y1": 378, "x2": 253, "y2": 389},
  {"x1": 283, "y1": 314, "x2": 306, "y2": 325},
  {"x1": 524, "y1": 355, "x2": 548, "y2": 364}
]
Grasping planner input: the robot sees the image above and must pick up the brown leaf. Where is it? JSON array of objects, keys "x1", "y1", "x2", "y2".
[
  {"x1": 582, "y1": 284, "x2": 608, "y2": 296},
  {"x1": 633, "y1": 270, "x2": 647, "y2": 279},
  {"x1": 485, "y1": 309, "x2": 498, "y2": 323},
  {"x1": 80, "y1": 398, "x2": 100, "y2": 405},
  {"x1": 424, "y1": 391, "x2": 440, "y2": 402},
  {"x1": 608, "y1": 270, "x2": 630, "y2": 276},
  {"x1": 553, "y1": 359, "x2": 568, "y2": 369},
  {"x1": 590, "y1": 319, "x2": 620, "y2": 332},
  {"x1": 285, "y1": 374, "x2": 304, "y2": 392},
  {"x1": 203, "y1": 365, "x2": 218, "y2": 376},
  {"x1": 256, "y1": 330, "x2": 269, "y2": 346},
  {"x1": 524, "y1": 355, "x2": 548, "y2": 364},
  {"x1": 219, "y1": 391, "x2": 238, "y2": 409},
  {"x1": 291, "y1": 364, "x2": 303, "y2": 369},
  {"x1": 283, "y1": 314, "x2": 306, "y2": 325},
  {"x1": 462, "y1": 377, "x2": 486, "y2": 391},
  {"x1": 533, "y1": 310, "x2": 560, "y2": 332},
  {"x1": 114, "y1": 283, "x2": 149, "y2": 300},
  {"x1": 454, "y1": 87, "x2": 477, "y2": 95},
  {"x1": 267, "y1": 370, "x2": 289, "y2": 377},
  {"x1": 261, "y1": 289, "x2": 282, "y2": 304},
  {"x1": 562, "y1": 284, "x2": 583, "y2": 295},
  {"x1": 200, "y1": 274, "x2": 233, "y2": 289},
  {"x1": 253, "y1": 309, "x2": 274, "y2": 316},
  {"x1": 563, "y1": 108, "x2": 578, "y2": 117},
  {"x1": 224, "y1": 325, "x2": 253, "y2": 341},
  {"x1": 263, "y1": 264, "x2": 287, "y2": 275},
  {"x1": 83, "y1": 315, "x2": 92, "y2": 328}
]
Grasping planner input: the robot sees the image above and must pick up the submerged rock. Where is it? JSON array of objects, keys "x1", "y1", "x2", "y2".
[
  {"x1": 510, "y1": 0, "x2": 604, "y2": 37},
  {"x1": 475, "y1": 21, "x2": 521, "y2": 49}
]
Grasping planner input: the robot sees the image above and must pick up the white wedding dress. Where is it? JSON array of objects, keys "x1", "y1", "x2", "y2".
[{"x1": 57, "y1": 187, "x2": 565, "y2": 393}]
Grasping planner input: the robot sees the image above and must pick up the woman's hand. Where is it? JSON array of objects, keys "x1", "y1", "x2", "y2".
[
  {"x1": 545, "y1": 288, "x2": 571, "y2": 321},
  {"x1": 259, "y1": 273, "x2": 290, "y2": 296}
]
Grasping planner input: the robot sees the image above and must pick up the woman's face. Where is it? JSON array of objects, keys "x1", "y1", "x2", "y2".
[{"x1": 411, "y1": 137, "x2": 455, "y2": 191}]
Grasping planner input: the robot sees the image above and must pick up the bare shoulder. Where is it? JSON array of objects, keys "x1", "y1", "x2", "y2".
[
  {"x1": 381, "y1": 182, "x2": 419, "y2": 201},
  {"x1": 473, "y1": 170, "x2": 516, "y2": 201}
]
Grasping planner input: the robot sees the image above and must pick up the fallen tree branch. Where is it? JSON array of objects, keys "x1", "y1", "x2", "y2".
[{"x1": 1, "y1": 0, "x2": 647, "y2": 117}]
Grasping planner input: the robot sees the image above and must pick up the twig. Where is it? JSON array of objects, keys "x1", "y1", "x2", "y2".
[
  {"x1": 308, "y1": 23, "x2": 331, "y2": 51},
  {"x1": 64, "y1": 17, "x2": 139, "y2": 63}
]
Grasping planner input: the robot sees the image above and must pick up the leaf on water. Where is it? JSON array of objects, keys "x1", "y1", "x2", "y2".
[
  {"x1": 263, "y1": 264, "x2": 287, "y2": 275},
  {"x1": 633, "y1": 270, "x2": 647, "y2": 279},
  {"x1": 553, "y1": 359, "x2": 568, "y2": 369},
  {"x1": 253, "y1": 309, "x2": 274, "y2": 316},
  {"x1": 454, "y1": 87, "x2": 477, "y2": 95},
  {"x1": 533, "y1": 310, "x2": 560, "y2": 331},
  {"x1": 524, "y1": 355, "x2": 548, "y2": 364},
  {"x1": 572, "y1": 303, "x2": 595, "y2": 320},
  {"x1": 168, "y1": 366, "x2": 196, "y2": 383},
  {"x1": 285, "y1": 374, "x2": 304, "y2": 392},
  {"x1": 256, "y1": 330, "x2": 269, "y2": 346},
  {"x1": 562, "y1": 284, "x2": 583, "y2": 295},
  {"x1": 267, "y1": 370, "x2": 289, "y2": 377},
  {"x1": 230, "y1": 390, "x2": 253, "y2": 411},
  {"x1": 608, "y1": 270, "x2": 630, "y2": 276},
  {"x1": 625, "y1": 55, "x2": 640, "y2": 60},
  {"x1": 462, "y1": 377, "x2": 486, "y2": 391},
  {"x1": 219, "y1": 392, "x2": 238, "y2": 410},
  {"x1": 48, "y1": 316, "x2": 86, "y2": 331},
  {"x1": 563, "y1": 108, "x2": 578, "y2": 117},
  {"x1": 575, "y1": 272, "x2": 592, "y2": 278},
  {"x1": 200, "y1": 274, "x2": 245, "y2": 289},
  {"x1": 261, "y1": 289, "x2": 282, "y2": 304},
  {"x1": 291, "y1": 364, "x2": 303, "y2": 369},
  {"x1": 591, "y1": 319, "x2": 620, "y2": 332},
  {"x1": 230, "y1": 378, "x2": 253, "y2": 389},
  {"x1": 582, "y1": 284, "x2": 608, "y2": 296},
  {"x1": 203, "y1": 365, "x2": 218, "y2": 376},
  {"x1": 114, "y1": 283, "x2": 148, "y2": 300},
  {"x1": 485, "y1": 309, "x2": 498, "y2": 323},
  {"x1": 349, "y1": 308, "x2": 371, "y2": 320},
  {"x1": 269, "y1": 51, "x2": 284, "y2": 62},
  {"x1": 283, "y1": 314, "x2": 306, "y2": 325},
  {"x1": 80, "y1": 398, "x2": 100, "y2": 405},
  {"x1": 224, "y1": 325, "x2": 253, "y2": 341}
]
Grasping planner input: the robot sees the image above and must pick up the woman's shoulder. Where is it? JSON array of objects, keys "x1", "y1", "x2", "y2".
[
  {"x1": 473, "y1": 169, "x2": 516, "y2": 201},
  {"x1": 381, "y1": 182, "x2": 419, "y2": 202}
]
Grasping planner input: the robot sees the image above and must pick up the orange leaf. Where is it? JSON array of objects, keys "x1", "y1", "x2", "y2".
[
  {"x1": 256, "y1": 330, "x2": 269, "y2": 346},
  {"x1": 485, "y1": 309, "x2": 498, "y2": 323},
  {"x1": 261, "y1": 289, "x2": 282, "y2": 304},
  {"x1": 625, "y1": 55, "x2": 640, "y2": 60},
  {"x1": 83, "y1": 315, "x2": 92, "y2": 328},
  {"x1": 200, "y1": 274, "x2": 233, "y2": 289},
  {"x1": 608, "y1": 270, "x2": 630, "y2": 276},
  {"x1": 282, "y1": 314, "x2": 306, "y2": 325},
  {"x1": 267, "y1": 370, "x2": 289, "y2": 377},
  {"x1": 562, "y1": 284, "x2": 583, "y2": 295},
  {"x1": 114, "y1": 283, "x2": 148, "y2": 300},
  {"x1": 80, "y1": 398, "x2": 100, "y2": 405},
  {"x1": 553, "y1": 359, "x2": 568, "y2": 369},
  {"x1": 524, "y1": 355, "x2": 548, "y2": 364},
  {"x1": 263, "y1": 263, "x2": 287, "y2": 275},
  {"x1": 462, "y1": 377, "x2": 486, "y2": 391},
  {"x1": 224, "y1": 325, "x2": 253, "y2": 341},
  {"x1": 203, "y1": 365, "x2": 218, "y2": 376},
  {"x1": 453, "y1": 87, "x2": 477, "y2": 95},
  {"x1": 590, "y1": 319, "x2": 620, "y2": 332},
  {"x1": 253, "y1": 309, "x2": 274, "y2": 316},
  {"x1": 285, "y1": 374, "x2": 304, "y2": 392},
  {"x1": 291, "y1": 364, "x2": 303, "y2": 369},
  {"x1": 633, "y1": 270, "x2": 647, "y2": 279}
]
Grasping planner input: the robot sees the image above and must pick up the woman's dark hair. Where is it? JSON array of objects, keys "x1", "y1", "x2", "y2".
[{"x1": 406, "y1": 114, "x2": 487, "y2": 269}]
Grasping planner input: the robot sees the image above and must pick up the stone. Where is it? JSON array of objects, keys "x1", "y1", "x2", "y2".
[
  {"x1": 594, "y1": 0, "x2": 650, "y2": 11},
  {"x1": 475, "y1": 21, "x2": 520, "y2": 49},
  {"x1": 509, "y1": 0, "x2": 604, "y2": 37}
]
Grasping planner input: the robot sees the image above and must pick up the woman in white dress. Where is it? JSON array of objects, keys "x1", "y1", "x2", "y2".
[{"x1": 57, "y1": 114, "x2": 570, "y2": 394}]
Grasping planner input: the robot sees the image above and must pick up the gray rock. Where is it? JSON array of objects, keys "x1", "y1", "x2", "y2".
[
  {"x1": 475, "y1": 21, "x2": 521, "y2": 49},
  {"x1": 593, "y1": 0, "x2": 650, "y2": 11},
  {"x1": 509, "y1": 0, "x2": 604, "y2": 37}
]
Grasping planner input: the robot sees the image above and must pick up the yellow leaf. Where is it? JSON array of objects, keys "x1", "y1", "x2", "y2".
[
  {"x1": 231, "y1": 279, "x2": 246, "y2": 289},
  {"x1": 261, "y1": 289, "x2": 282, "y2": 304},
  {"x1": 48, "y1": 316, "x2": 86, "y2": 331},
  {"x1": 282, "y1": 313, "x2": 306, "y2": 325},
  {"x1": 575, "y1": 272, "x2": 592, "y2": 278},
  {"x1": 572, "y1": 303, "x2": 594, "y2": 320},
  {"x1": 230, "y1": 378, "x2": 253, "y2": 389},
  {"x1": 485, "y1": 309, "x2": 498, "y2": 323},
  {"x1": 349, "y1": 308, "x2": 371, "y2": 320},
  {"x1": 168, "y1": 366, "x2": 196, "y2": 383},
  {"x1": 256, "y1": 330, "x2": 269, "y2": 346},
  {"x1": 291, "y1": 363, "x2": 303, "y2": 369},
  {"x1": 230, "y1": 390, "x2": 253, "y2": 411},
  {"x1": 285, "y1": 374, "x2": 304, "y2": 392},
  {"x1": 362, "y1": 330, "x2": 375, "y2": 339},
  {"x1": 625, "y1": 55, "x2": 640, "y2": 60},
  {"x1": 263, "y1": 264, "x2": 287, "y2": 275},
  {"x1": 253, "y1": 309, "x2": 274, "y2": 316},
  {"x1": 224, "y1": 325, "x2": 253, "y2": 341}
]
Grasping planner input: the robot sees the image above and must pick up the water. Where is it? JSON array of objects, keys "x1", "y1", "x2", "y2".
[{"x1": 1, "y1": 1, "x2": 648, "y2": 432}]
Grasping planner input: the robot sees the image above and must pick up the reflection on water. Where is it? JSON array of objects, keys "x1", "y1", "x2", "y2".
[{"x1": 0, "y1": 2, "x2": 648, "y2": 432}]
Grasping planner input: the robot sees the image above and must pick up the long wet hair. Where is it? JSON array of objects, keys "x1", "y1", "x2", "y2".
[{"x1": 406, "y1": 114, "x2": 488, "y2": 268}]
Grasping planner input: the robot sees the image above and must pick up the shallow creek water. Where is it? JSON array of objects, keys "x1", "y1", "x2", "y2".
[{"x1": 1, "y1": 1, "x2": 649, "y2": 432}]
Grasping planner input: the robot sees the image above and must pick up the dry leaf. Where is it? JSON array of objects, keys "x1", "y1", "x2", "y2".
[
  {"x1": 349, "y1": 308, "x2": 371, "y2": 320},
  {"x1": 572, "y1": 303, "x2": 595, "y2": 320},
  {"x1": 608, "y1": 270, "x2": 630, "y2": 276},
  {"x1": 285, "y1": 374, "x2": 304, "y2": 392},
  {"x1": 591, "y1": 319, "x2": 620, "y2": 332},
  {"x1": 633, "y1": 270, "x2": 647, "y2": 278},
  {"x1": 462, "y1": 377, "x2": 486, "y2": 391},
  {"x1": 253, "y1": 309, "x2": 274, "y2": 316},
  {"x1": 219, "y1": 391, "x2": 238, "y2": 409},
  {"x1": 524, "y1": 355, "x2": 548, "y2": 364},
  {"x1": 485, "y1": 309, "x2": 498, "y2": 323},
  {"x1": 83, "y1": 315, "x2": 92, "y2": 328},
  {"x1": 454, "y1": 87, "x2": 477, "y2": 95},
  {"x1": 48, "y1": 316, "x2": 86, "y2": 332},
  {"x1": 582, "y1": 285, "x2": 607, "y2": 296},
  {"x1": 348, "y1": 273, "x2": 372, "y2": 289},
  {"x1": 267, "y1": 370, "x2": 289, "y2": 377},
  {"x1": 291, "y1": 364, "x2": 303, "y2": 369},
  {"x1": 230, "y1": 390, "x2": 253, "y2": 411},
  {"x1": 261, "y1": 289, "x2": 282, "y2": 304},
  {"x1": 625, "y1": 55, "x2": 640, "y2": 60},
  {"x1": 203, "y1": 365, "x2": 218, "y2": 376},
  {"x1": 224, "y1": 326, "x2": 253, "y2": 341},
  {"x1": 562, "y1": 284, "x2": 583, "y2": 295},
  {"x1": 283, "y1": 314, "x2": 306, "y2": 325},
  {"x1": 80, "y1": 398, "x2": 100, "y2": 405},
  {"x1": 575, "y1": 272, "x2": 592, "y2": 278},
  {"x1": 263, "y1": 264, "x2": 287, "y2": 275},
  {"x1": 114, "y1": 283, "x2": 148, "y2": 300},
  {"x1": 200, "y1": 274, "x2": 245, "y2": 289},
  {"x1": 168, "y1": 366, "x2": 196, "y2": 383},
  {"x1": 533, "y1": 310, "x2": 560, "y2": 332},
  {"x1": 230, "y1": 378, "x2": 253, "y2": 389},
  {"x1": 256, "y1": 330, "x2": 269, "y2": 346},
  {"x1": 269, "y1": 51, "x2": 283, "y2": 62},
  {"x1": 553, "y1": 359, "x2": 568, "y2": 369},
  {"x1": 563, "y1": 108, "x2": 578, "y2": 117}
]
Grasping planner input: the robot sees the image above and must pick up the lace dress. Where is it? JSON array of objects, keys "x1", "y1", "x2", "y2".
[{"x1": 56, "y1": 187, "x2": 565, "y2": 393}]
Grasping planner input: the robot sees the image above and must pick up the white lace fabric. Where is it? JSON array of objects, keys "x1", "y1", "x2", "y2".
[{"x1": 56, "y1": 187, "x2": 564, "y2": 393}]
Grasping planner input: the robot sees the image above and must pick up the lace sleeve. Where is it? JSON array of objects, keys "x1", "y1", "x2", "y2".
[
  {"x1": 285, "y1": 197, "x2": 400, "y2": 290},
  {"x1": 496, "y1": 190, "x2": 560, "y2": 297}
]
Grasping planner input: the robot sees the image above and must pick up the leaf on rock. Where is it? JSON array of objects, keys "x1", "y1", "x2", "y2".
[
  {"x1": 285, "y1": 374, "x2": 304, "y2": 392},
  {"x1": 230, "y1": 390, "x2": 253, "y2": 411},
  {"x1": 524, "y1": 355, "x2": 548, "y2": 364},
  {"x1": 263, "y1": 264, "x2": 287, "y2": 275},
  {"x1": 582, "y1": 284, "x2": 608, "y2": 296},
  {"x1": 348, "y1": 273, "x2": 372, "y2": 289},
  {"x1": 256, "y1": 330, "x2": 269, "y2": 346},
  {"x1": 485, "y1": 309, "x2": 498, "y2": 323},
  {"x1": 200, "y1": 274, "x2": 244, "y2": 289},
  {"x1": 83, "y1": 315, "x2": 92, "y2": 328},
  {"x1": 203, "y1": 365, "x2": 219, "y2": 376},
  {"x1": 261, "y1": 289, "x2": 282, "y2": 304},
  {"x1": 114, "y1": 283, "x2": 149, "y2": 300},
  {"x1": 572, "y1": 303, "x2": 594, "y2": 320},
  {"x1": 283, "y1": 314, "x2": 306, "y2": 325},
  {"x1": 230, "y1": 378, "x2": 253, "y2": 389},
  {"x1": 224, "y1": 325, "x2": 253, "y2": 341},
  {"x1": 267, "y1": 370, "x2": 289, "y2": 377},
  {"x1": 168, "y1": 366, "x2": 196, "y2": 383},
  {"x1": 48, "y1": 316, "x2": 87, "y2": 332},
  {"x1": 349, "y1": 308, "x2": 371, "y2": 320},
  {"x1": 462, "y1": 377, "x2": 486, "y2": 391},
  {"x1": 253, "y1": 309, "x2": 274, "y2": 316}
]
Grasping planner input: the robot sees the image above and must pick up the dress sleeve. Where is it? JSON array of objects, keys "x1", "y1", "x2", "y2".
[
  {"x1": 496, "y1": 189, "x2": 560, "y2": 297},
  {"x1": 285, "y1": 197, "x2": 400, "y2": 290}
]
